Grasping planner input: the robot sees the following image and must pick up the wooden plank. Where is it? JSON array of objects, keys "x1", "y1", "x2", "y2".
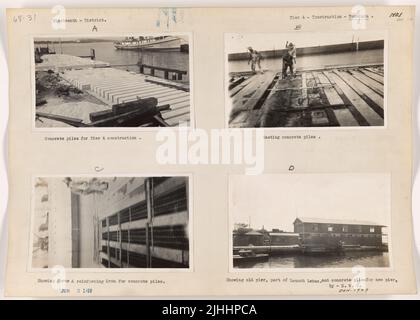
[
  {"x1": 333, "y1": 108, "x2": 359, "y2": 126},
  {"x1": 229, "y1": 75, "x2": 257, "y2": 97},
  {"x1": 338, "y1": 70, "x2": 383, "y2": 108},
  {"x1": 231, "y1": 73, "x2": 269, "y2": 107},
  {"x1": 229, "y1": 111, "x2": 249, "y2": 127},
  {"x1": 334, "y1": 70, "x2": 384, "y2": 117},
  {"x1": 323, "y1": 108, "x2": 340, "y2": 126},
  {"x1": 245, "y1": 109, "x2": 266, "y2": 127},
  {"x1": 326, "y1": 72, "x2": 384, "y2": 126},
  {"x1": 301, "y1": 72, "x2": 308, "y2": 108},
  {"x1": 229, "y1": 72, "x2": 276, "y2": 127},
  {"x1": 36, "y1": 112, "x2": 86, "y2": 126},
  {"x1": 313, "y1": 72, "x2": 333, "y2": 106},
  {"x1": 322, "y1": 71, "x2": 370, "y2": 126},
  {"x1": 366, "y1": 67, "x2": 384, "y2": 76},
  {"x1": 257, "y1": 74, "x2": 304, "y2": 127},
  {"x1": 360, "y1": 68, "x2": 384, "y2": 84},
  {"x1": 311, "y1": 109, "x2": 332, "y2": 126},
  {"x1": 162, "y1": 106, "x2": 190, "y2": 120},
  {"x1": 305, "y1": 72, "x2": 320, "y2": 107},
  {"x1": 296, "y1": 63, "x2": 384, "y2": 73},
  {"x1": 228, "y1": 76, "x2": 245, "y2": 90},
  {"x1": 240, "y1": 71, "x2": 276, "y2": 111},
  {"x1": 350, "y1": 70, "x2": 384, "y2": 96},
  {"x1": 316, "y1": 72, "x2": 343, "y2": 105},
  {"x1": 309, "y1": 74, "x2": 335, "y2": 126},
  {"x1": 166, "y1": 113, "x2": 190, "y2": 126}
]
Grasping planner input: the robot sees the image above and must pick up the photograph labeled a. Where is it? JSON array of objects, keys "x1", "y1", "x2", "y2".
[
  {"x1": 230, "y1": 174, "x2": 390, "y2": 269},
  {"x1": 34, "y1": 35, "x2": 191, "y2": 128},
  {"x1": 226, "y1": 32, "x2": 385, "y2": 128},
  {"x1": 32, "y1": 176, "x2": 190, "y2": 269}
]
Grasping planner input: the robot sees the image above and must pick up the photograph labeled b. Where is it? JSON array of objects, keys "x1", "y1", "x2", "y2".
[
  {"x1": 230, "y1": 174, "x2": 390, "y2": 270},
  {"x1": 31, "y1": 176, "x2": 190, "y2": 269},
  {"x1": 226, "y1": 31, "x2": 385, "y2": 128},
  {"x1": 34, "y1": 34, "x2": 192, "y2": 128}
]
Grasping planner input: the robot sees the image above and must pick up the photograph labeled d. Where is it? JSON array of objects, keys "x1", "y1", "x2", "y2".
[
  {"x1": 226, "y1": 31, "x2": 385, "y2": 128},
  {"x1": 230, "y1": 174, "x2": 390, "y2": 269},
  {"x1": 34, "y1": 35, "x2": 191, "y2": 128},
  {"x1": 32, "y1": 176, "x2": 190, "y2": 269}
]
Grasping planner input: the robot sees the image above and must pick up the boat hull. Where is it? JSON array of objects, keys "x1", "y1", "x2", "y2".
[
  {"x1": 114, "y1": 38, "x2": 183, "y2": 51},
  {"x1": 233, "y1": 254, "x2": 269, "y2": 266}
]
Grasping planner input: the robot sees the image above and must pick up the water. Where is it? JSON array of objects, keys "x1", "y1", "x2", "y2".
[
  {"x1": 41, "y1": 41, "x2": 190, "y2": 81},
  {"x1": 228, "y1": 49, "x2": 384, "y2": 73},
  {"x1": 235, "y1": 252, "x2": 389, "y2": 269}
]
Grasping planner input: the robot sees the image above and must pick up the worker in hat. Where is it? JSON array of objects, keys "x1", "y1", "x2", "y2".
[
  {"x1": 247, "y1": 46, "x2": 263, "y2": 74},
  {"x1": 282, "y1": 41, "x2": 297, "y2": 79}
]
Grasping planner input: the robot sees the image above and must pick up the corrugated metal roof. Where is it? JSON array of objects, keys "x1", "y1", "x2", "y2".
[{"x1": 294, "y1": 217, "x2": 385, "y2": 227}]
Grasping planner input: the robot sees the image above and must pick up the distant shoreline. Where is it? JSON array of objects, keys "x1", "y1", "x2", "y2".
[
  {"x1": 228, "y1": 40, "x2": 384, "y2": 61},
  {"x1": 34, "y1": 39, "x2": 116, "y2": 44}
]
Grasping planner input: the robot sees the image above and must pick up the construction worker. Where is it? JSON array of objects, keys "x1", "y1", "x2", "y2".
[
  {"x1": 247, "y1": 47, "x2": 263, "y2": 73},
  {"x1": 286, "y1": 41, "x2": 297, "y2": 64},
  {"x1": 282, "y1": 41, "x2": 296, "y2": 79}
]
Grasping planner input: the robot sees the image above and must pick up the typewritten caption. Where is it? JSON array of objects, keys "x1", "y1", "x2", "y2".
[
  {"x1": 37, "y1": 277, "x2": 165, "y2": 295},
  {"x1": 226, "y1": 276, "x2": 398, "y2": 294},
  {"x1": 43, "y1": 135, "x2": 141, "y2": 142}
]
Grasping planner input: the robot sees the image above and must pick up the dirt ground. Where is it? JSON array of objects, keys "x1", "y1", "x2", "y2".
[{"x1": 35, "y1": 71, "x2": 109, "y2": 127}]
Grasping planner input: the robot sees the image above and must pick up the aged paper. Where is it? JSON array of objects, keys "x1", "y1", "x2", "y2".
[{"x1": 5, "y1": 6, "x2": 416, "y2": 296}]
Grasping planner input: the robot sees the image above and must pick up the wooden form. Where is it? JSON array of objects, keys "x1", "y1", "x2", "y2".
[{"x1": 228, "y1": 65, "x2": 384, "y2": 127}]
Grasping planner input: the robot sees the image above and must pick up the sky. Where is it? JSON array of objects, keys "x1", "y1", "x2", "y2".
[
  {"x1": 226, "y1": 30, "x2": 385, "y2": 54},
  {"x1": 34, "y1": 35, "x2": 190, "y2": 42},
  {"x1": 230, "y1": 174, "x2": 390, "y2": 231}
]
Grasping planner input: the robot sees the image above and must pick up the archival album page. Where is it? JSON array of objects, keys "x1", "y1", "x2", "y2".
[{"x1": 5, "y1": 6, "x2": 416, "y2": 296}]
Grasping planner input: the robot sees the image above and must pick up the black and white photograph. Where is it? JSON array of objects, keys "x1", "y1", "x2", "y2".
[
  {"x1": 226, "y1": 32, "x2": 385, "y2": 128},
  {"x1": 34, "y1": 35, "x2": 192, "y2": 128},
  {"x1": 230, "y1": 174, "x2": 390, "y2": 269},
  {"x1": 31, "y1": 176, "x2": 190, "y2": 269}
]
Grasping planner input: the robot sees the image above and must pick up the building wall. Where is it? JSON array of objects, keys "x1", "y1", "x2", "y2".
[
  {"x1": 47, "y1": 179, "x2": 73, "y2": 268},
  {"x1": 269, "y1": 233, "x2": 299, "y2": 246},
  {"x1": 294, "y1": 222, "x2": 383, "y2": 248},
  {"x1": 233, "y1": 234, "x2": 264, "y2": 246},
  {"x1": 99, "y1": 177, "x2": 189, "y2": 268}
]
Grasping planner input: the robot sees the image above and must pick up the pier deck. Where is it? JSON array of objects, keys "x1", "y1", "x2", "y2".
[
  {"x1": 36, "y1": 57, "x2": 191, "y2": 127},
  {"x1": 35, "y1": 54, "x2": 110, "y2": 71},
  {"x1": 228, "y1": 64, "x2": 384, "y2": 127}
]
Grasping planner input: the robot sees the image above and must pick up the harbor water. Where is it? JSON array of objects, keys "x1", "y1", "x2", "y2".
[
  {"x1": 228, "y1": 49, "x2": 384, "y2": 73},
  {"x1": 235, "y1": 251, "x2": 390, "y2": 269},
  {"x1": 39, "y1": 41, "x2": 190, "y2": 81}
]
